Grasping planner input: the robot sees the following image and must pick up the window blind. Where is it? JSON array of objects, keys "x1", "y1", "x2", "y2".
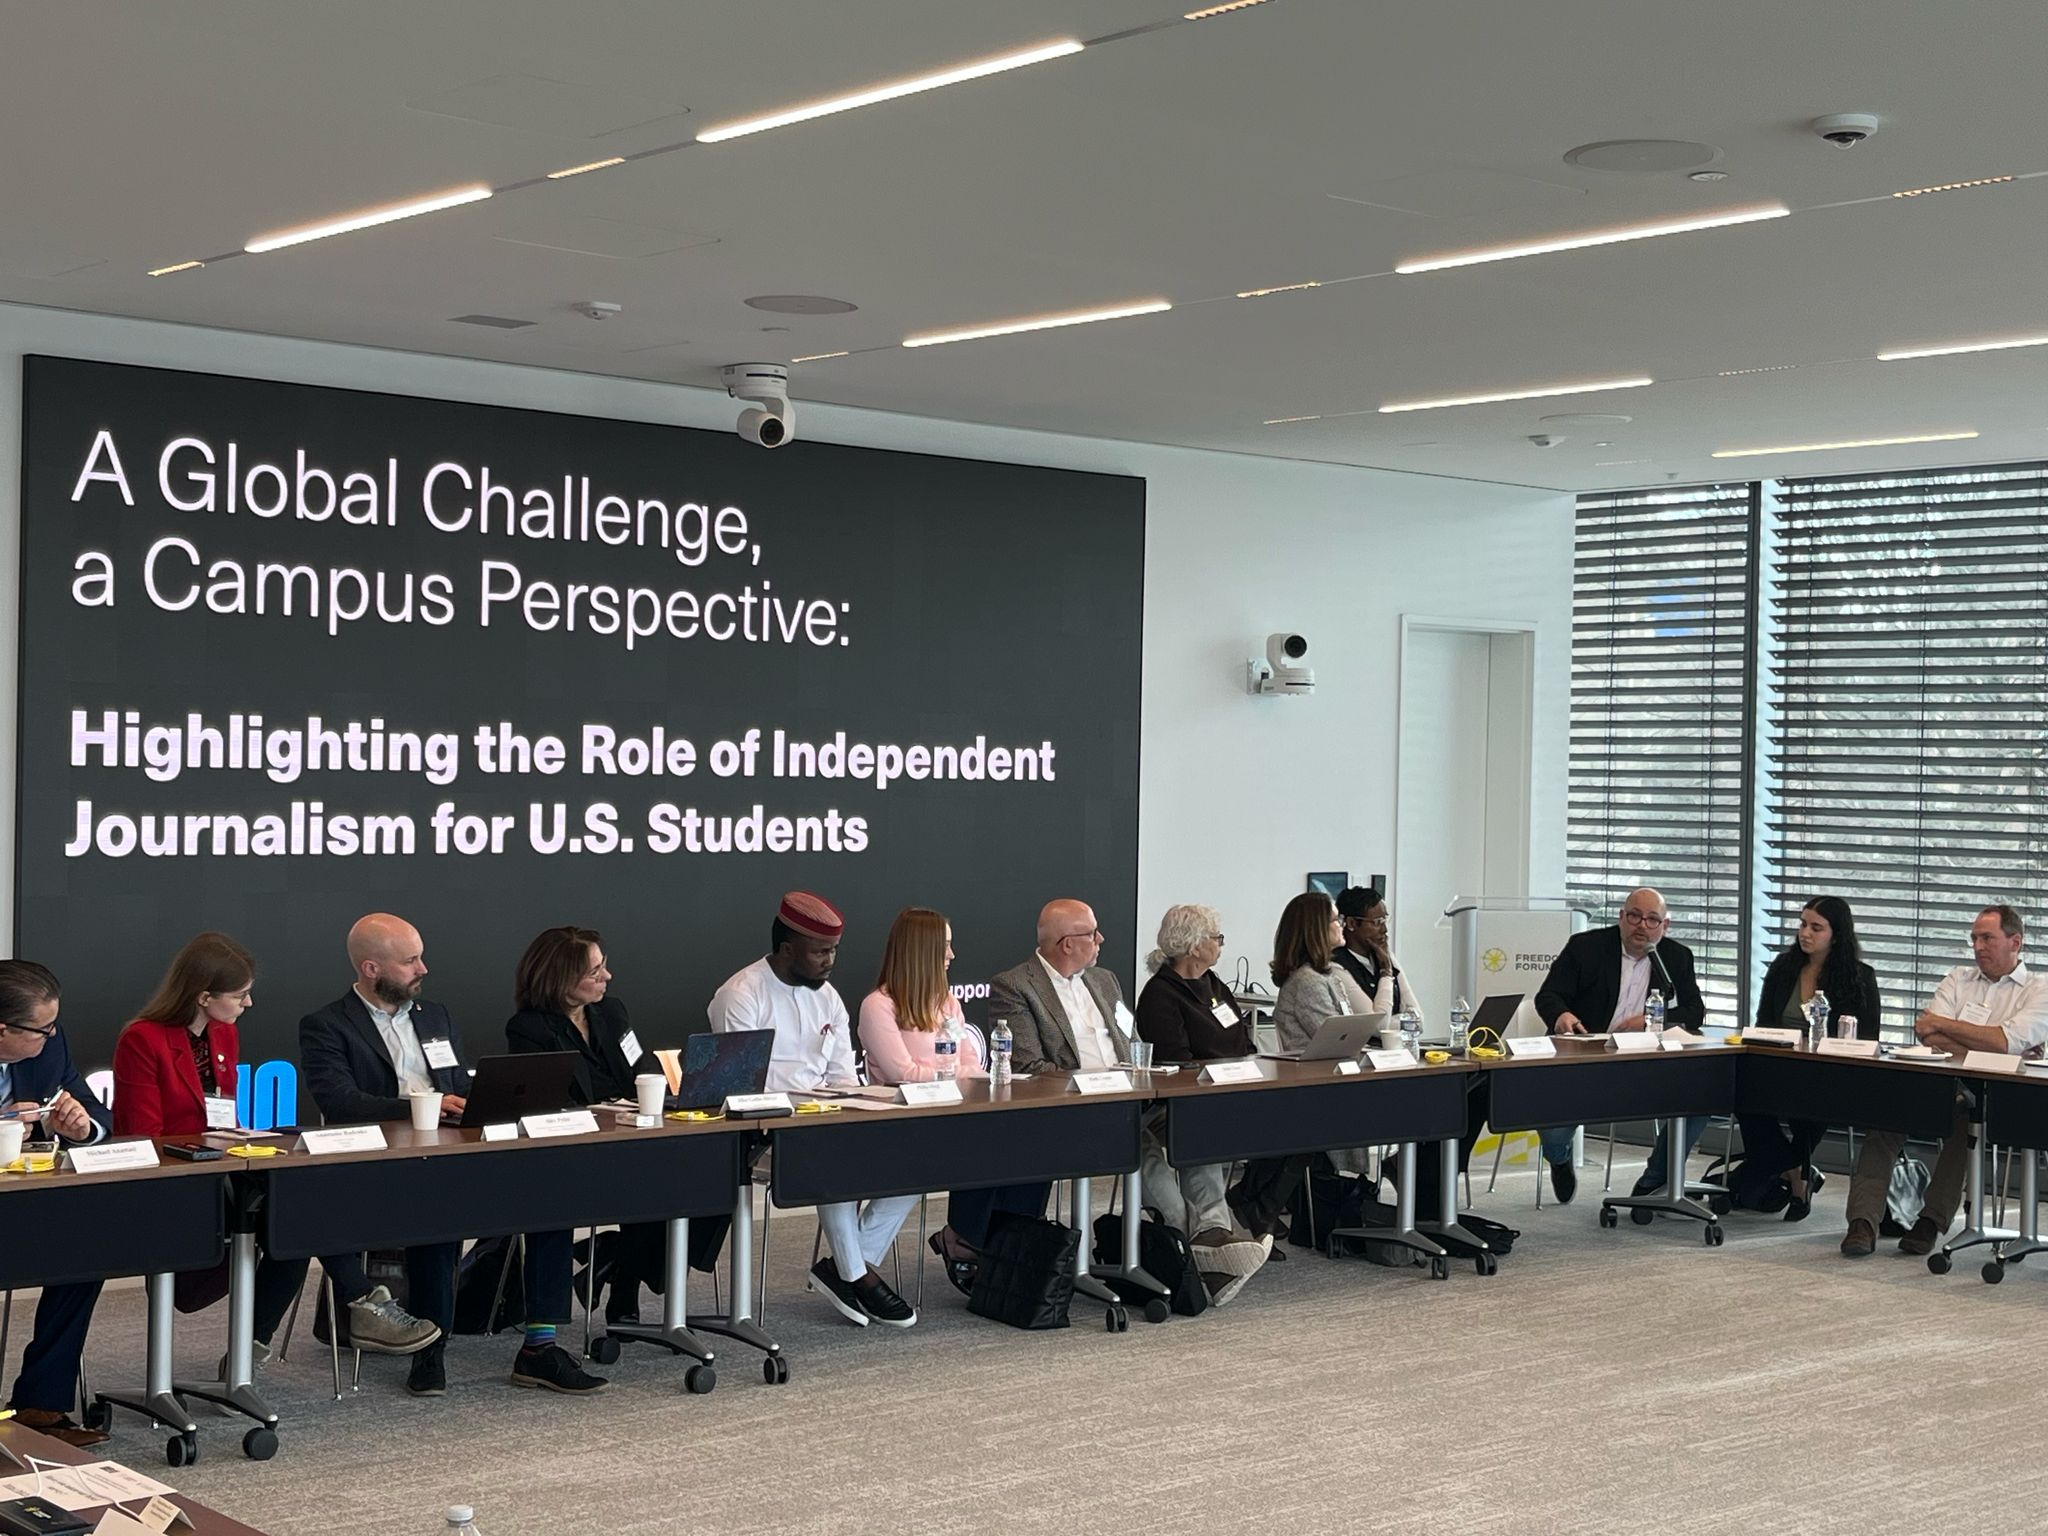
[{"x1": 1569, "y1": 484, "x2": 1758, "y2": 1023}]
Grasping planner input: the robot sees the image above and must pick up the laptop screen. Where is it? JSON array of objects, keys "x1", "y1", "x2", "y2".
[{"x1": 676, "y1": 1031, "x2": 777, "y2": 1109}]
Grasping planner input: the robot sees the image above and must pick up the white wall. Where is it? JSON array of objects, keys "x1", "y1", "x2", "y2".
[{"x1": 0, "y1": 300, "x2": 1572, "y2": 987}]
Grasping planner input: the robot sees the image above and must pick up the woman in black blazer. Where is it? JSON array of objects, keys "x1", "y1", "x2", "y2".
[{"x1": 1734, "y1": 896, "x2": 1882, "y2": 1221}]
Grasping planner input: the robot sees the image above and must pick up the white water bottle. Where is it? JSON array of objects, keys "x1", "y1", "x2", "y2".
[
  {"x1": 1398, "y1": 1008, "x2": 1423, "y2": 1056},
  {"x1": 1646, "y1": 990, "x2": 1666, "y2": 1040},
  {"x1": 990, "y1": 1019, "x2": 1014, "y2": 1087},
  {"x1": 933, "y1": 1018, "x2": 960, "y2": 1081},
  {"x1": 1449, "y1": 997, "x2": 1472, "y2": 1056},
  {"x1": 1806, "y1": 990, "x2": 1831, "y2": 1050},
  {"x1": 445, "y1": 1508, "x2": 480, "y2": 1536}
]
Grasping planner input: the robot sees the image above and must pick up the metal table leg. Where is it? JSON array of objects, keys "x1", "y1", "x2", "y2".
[
  {"x1": 1987, "y1": 1152, "x2": 2045, "y2": 1282},
  {"x1": 1330, "y1": 1141, "x2": 1451, "y2": 1277},
  {"x1": 1937, "y1": 1117, "x2": 2018, "y2": 1270},
  {"x1": 1068, "y1": 1176, "x2": 1130, "y2": 1329},
  {"x1": 603, "y1": 1218, "x2": 717, "y2": 1390},
  {"x1": 1416, "y1": 1136, "x2": 1499, "y2": 1274},
  {"x1": 692, "y1": 1181, "x2": 788, "y2": 1383},
  {"x1": 1599, "y1": 1115, "x2": 1724, "y2": 1244},
  {"x1": 1087, "y1": 1169, "x2": 1169, "y2": 1321},
  {"x1": 173, "y1": 1230, "x2": 279, "y2": 1432}
]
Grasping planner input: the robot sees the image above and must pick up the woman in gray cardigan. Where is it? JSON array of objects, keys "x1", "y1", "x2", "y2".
[{"x1": 1270, "y1": 892, "x2": 1373, "y2": 1052}]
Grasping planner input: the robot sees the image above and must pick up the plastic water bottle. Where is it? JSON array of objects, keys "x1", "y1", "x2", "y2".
[
  {"x1": 1398, "y1": 1008, "x2": 1423, "y2": 1056},
  {"x1": 1806, "y1": 990, "x2": 1831, "y2": 1050},
  {"x1": 445, "y1": 1508, "x2": 480, "y2": 1536},
  {"x1": 933, "y1": 1018, "x2": 960, "y2": 1081},
  {"x1": 990, "y1": 1019, "x2": 1013, "y2": 1087},
  {"x1": 1449, "y1": 997, "x2": 1472, "y2": 1056},
  {"x1": 1646, "y1": 990, "x2": 1667, "y2": 1040}
]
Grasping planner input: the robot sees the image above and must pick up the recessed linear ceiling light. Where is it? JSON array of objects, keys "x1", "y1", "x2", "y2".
[
  {"x1": 1262, "y1": 414, "x2": 1322, "y2": 424},
  {"x1": 790, "y1": 350, "x2": 850, "y2": 363},
  {"x1": 696, "y1": 40, "x2": 1083, "y2": 143},
  {"x1": 1186, "y1": 0, "x2": 1275, "y2": 18},
  {"x1": 1878, "y1": 334, "x2": 2048, "y2": 362},
  {"x1": 547, "y1": 157, "x2": 627, "y2": 179},
  {"x1": 1719, "y1": 364, "x2": 1800, "y2": 376},
  {"x1": 1236, "y1": 281, "x2": 1320, "y2": 298},
  {"x1": 1379, "y1": 377, "x2": 1654, "y2": 413},
  {"x1": 245, "y1": 184, "x2": 493, "y2": 253},
  {"x1": 902, "y1": 299, "x2": 1170, "y2": 349},
  {"x1": 1712, "y1": 430, "x2": 1979, "y2": 459},
  {"x1": 146, "y1": 260, "x2": 205, "y2": 277},
  {"x1": 1894, "y1": 175, "x2": 2014, "y2": 198},
  {"x1": 1395, "y1": 204, "x2": 1787, "y2": 274}
]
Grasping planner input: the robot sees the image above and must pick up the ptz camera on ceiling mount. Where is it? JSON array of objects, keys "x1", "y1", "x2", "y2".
[{"x1": 722, "y1": 362, "x2": 796, "y2": 448}]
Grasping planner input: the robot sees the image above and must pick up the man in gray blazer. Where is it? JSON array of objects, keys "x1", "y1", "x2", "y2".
[{"x1": 987, "y1": 899, "x2": 1132, "y2": 1075}]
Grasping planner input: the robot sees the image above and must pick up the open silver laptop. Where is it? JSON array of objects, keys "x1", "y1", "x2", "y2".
[{"x1": 1261, "y1": 1012, "x2": 1386, "y2": 1062}]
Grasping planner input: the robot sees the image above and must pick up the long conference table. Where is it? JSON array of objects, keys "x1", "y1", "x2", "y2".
[{"x1": 7, "y1": 1036, "x2": 2048, "y2": 1464}]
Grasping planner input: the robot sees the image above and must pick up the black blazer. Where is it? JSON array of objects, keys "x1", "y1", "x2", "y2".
[
  {"x1": 1537, "y1": 926, "x2": 1705, "y2": 1032},
  {"x1": 1754, "y1": 956, "x2": 1882, "y2": 1040},
  {"x1": 5, "y1": 1024, "x2": 112, "y2": 1144},
  {"x1": 506, "y1": 993, "x2": 647, "y2": 1105},
  {"x1": 1133, "y1": 968, "x2": 1254, "y2": 1064},
  {"x1": 300, "y1": 992, "x2": 470, "y2": 1125}
]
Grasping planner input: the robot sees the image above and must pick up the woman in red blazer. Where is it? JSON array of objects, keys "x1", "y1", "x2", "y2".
[{"x1": 112, "y1": 933, "x2": 308, "y2": 1350}]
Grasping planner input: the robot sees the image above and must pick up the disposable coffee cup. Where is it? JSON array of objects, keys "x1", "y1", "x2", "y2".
[
  {"x1": 409, "y1": 1091, "x2": 443, "y2": 1131},
  {"x1": 635, "y1": 1073, "x2": 667, "y2": 1118},
  {"x1": 0, "y1": 1121, "x2": 23, "y2": 1165}
]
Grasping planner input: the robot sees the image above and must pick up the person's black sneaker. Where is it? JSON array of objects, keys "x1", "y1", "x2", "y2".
[
  {"x1": 1550, "y1": 1158, "x2": 1578, "y2": 1205},
  {"x1": 406, "y1": 1347, "x2": 447, "y2": 1397},
  {"x1": 857, "y1": 1270, "x2": 917, "y2": 1328},
  {"x1": 807, "y1": 1258, "x2": 871, "y2": 1327},
  {"x1": 509, "y1": 1343, "x2": 608, "y2": 1394}
]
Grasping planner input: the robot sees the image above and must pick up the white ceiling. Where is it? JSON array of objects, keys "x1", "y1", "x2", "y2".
[{"x1": 5, "y1": 0, "x2": 2048, "y2": 491}]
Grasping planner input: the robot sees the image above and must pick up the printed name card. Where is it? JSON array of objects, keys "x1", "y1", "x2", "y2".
[
  {"x1": 422, "y1": 1037, "x2": 459, "y2": 1070},
  {"x1": 301, "y1": 1125, "x2": 389, "y2": 1155},
  {"x1": 68, "y1": 1140, "x2": 161, "y2": 1174},
  {"x1": 898, "y1": 1080, "x2": 965, "y2": 1106},
  {"x1": 1745, "y1": 1027, "x2": 1800, "y2": 1046},
  {"x1": 1817, "y1": 1037, "x2": 1882, "y2": 1059},
  {"x1": 203, "y1": 1096, "x2": 239, "y2": 1130},
  {"x1": 619, "y1": 1029, "x2": 644, "y2": 1063},
  {"x1": 1068, "y1": 1071, "x2": 1135, "y2": 1095},
  {"x1": 1611, "y1": 1033, "x2": 1659, "y2": 1053},
  {"x1": 481, "y1": 1122, "x2": 521, "y2": 1142},
  {"x1": 1333, "y1": 1060, "x2": 1363, "y2": 1075},
  {"x1": 1964, "y1": 1049, "x2": 2023, "y2": 1075},
  {"x1": 1364, "y1": 1048, "x2": 1416, "y2": 1072},
  {"x1": 1199, "y1": 1060, "x2": 1267, "y2": 1085},
  {"x1": 1660, "y1": 1028, "x2": 1704, "y2": 1046},
  {"x1": 1506, "y1": 1037, "x2": 1556, "y2": 1059},
  {"x1": 520, "y1": 1109, "x2": 603, "y2": 1138},
  {"x1": 723, "y1": 1092, "x2": 794, "y2": 1116}
]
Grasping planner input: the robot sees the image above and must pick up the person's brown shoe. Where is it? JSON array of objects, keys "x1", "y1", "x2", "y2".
[
  {"x1": 1898, "y1": 1215, "x2": 1943, "y2": 1256},
  {"x1": 12, "y1": 1407, "x2": 109, "y2": 1448},
  {"x1": 1840, "y1": 1218, "x2": 1877, "y2": 1258}
]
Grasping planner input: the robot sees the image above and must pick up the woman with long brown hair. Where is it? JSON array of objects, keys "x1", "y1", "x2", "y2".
[{"x1": 1268, "y1": 892, "x2": 1372, "y2": 1053}]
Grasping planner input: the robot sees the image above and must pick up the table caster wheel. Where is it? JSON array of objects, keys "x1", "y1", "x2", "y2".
[
  {"x1": 242, "y1": 1427, "x2": 278, "y2": 1461},
  {"x1": 1599, "y1": 1206, "x2": 1619, "y2": 1229},
  {"x1": 1928, "y1": 1251, "x2": 1953, "y2": 1275},
  {"x1": 1474, "y1": 1252, "x2": 1498, "y2": 1277},
  {"x1": 1105, "y1": 1306, "x2": 1129, "y2": 1332},
  {"x1": 1983, "y1": 1260, "x2": 2005, "y2": 1284},
  {"x1": 83, "y1": 1400, "x2": 112, "y2": 1433},
  {"x1": 1708, "y1": 1195, "x2": 1732, "y2": 1217},
  {"x1": 1704, "y1": 1225, "x2": 1724, "y2": 1248},
  {"x1": 167, "y1": 1432, "x2": 197, "y2": 1468},
  {"x1": 685, "y1": 1364, "x2": 716, "y2": 1394},
  {"x1": 1142, "y1": 1297, "x2": 1172, "y2": 1325},
  {"x1": 588, "y1": 1336, "x2": 621, "y2": 1365},
  {"x1": 1429, "y1": 1256, "x2": 1450, "y2": 1281}
]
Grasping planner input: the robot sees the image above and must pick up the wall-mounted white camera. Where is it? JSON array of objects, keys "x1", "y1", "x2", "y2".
[
  {"x1": 722, "y1": 362, "x2": 796, "y2": 449},
  {"x1": 1248, "y1": 632, "x2": 1314, "y2": 695}
]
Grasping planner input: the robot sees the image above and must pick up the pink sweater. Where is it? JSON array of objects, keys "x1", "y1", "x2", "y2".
[{"x1": 857, "y1": 990, "x2": 985, "y2": 1084}]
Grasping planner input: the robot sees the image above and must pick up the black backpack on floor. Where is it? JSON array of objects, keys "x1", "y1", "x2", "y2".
[
  {"x1": 968, "y1": 1211, "x2": 1079, "y2": 1330},
  {"x1": 1090, "y1": 1207, "x2": 1207, "y2": 1317}
]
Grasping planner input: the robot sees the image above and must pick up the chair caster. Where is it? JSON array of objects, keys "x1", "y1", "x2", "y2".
[
  {"x1": 1429, "y1": 1256, "x2": 1450, "y2": 1281},
  {"x1": 83, "y1": 1400, "x2": 112, "y2": 1433},
  {"x1": 587, "y1": 1336, "x2": 621, "y2": 1365},
  {"x1": 242, "y1": 1426, "x2": 278, "y2": 1461},
  {"x1": 1598, "y1": 1206, "x2": 1619, "y2": 1229},
  {"x1": 1142, "y1": 1297, "x2": 1172, "y2": 1325},
  {"x1": 1928, "y1": 1251, "x2": 1953, "y2": 1275},
  {"x1": 1703, "y1": 1224, "x2": 1724, "y2": 1248},
  {"x1": 166, "y1": 1432, "x2": 198, "y2": 1468},
  {"x1": 761, "y1": 1355, "x2": 790, "y2": 1385},
  {"x1": 1105, "y1": 1306, "x2": 1129, "y2": 1332},
  {"x1": 1708, "y1": 1195, "x2": 1732, "y2": 1217},
  {"x1": 1982, "y1": 1259, "x2": 2005, "y2": 1284},
  {"x1": 685, "y1": 1364, "x2": 715, "y2": 1394},
  {"x1": 1474, "y1": 1251, "x2": 1499, "y2": 1276}
]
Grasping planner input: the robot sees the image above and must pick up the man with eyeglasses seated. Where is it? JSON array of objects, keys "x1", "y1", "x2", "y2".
[
  {"x1": 1533, "y1": 888, "x2": 1705, "y2": 1211},
  {"x1": 1841, "y1": 903, "x2": 2048, "y2": 1259},
  {"x1": 990, "y1": 900, "x2": 1135, "y2": 1079},
  {"x1": 0, "y1": 960, "x2": 113, "y2": 1446}
]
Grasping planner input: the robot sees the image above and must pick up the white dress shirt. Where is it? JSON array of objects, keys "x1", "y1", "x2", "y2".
[
  {"x1": 1609, "y1": 951, "x2": 1653, "y2": 1029},
  {"x1": 1931, "y1": 961, "x2": 2048, "y2": 1054},
  {"x1": 1036, "y1": 952, "x2": 1120, "y2": 1071},
  {"x1": 708, "y1": 957, "x2": 857, "y2": 1093},
  {"x1": 356, "y1": 986, "x2": 434, "y2": 1096}
]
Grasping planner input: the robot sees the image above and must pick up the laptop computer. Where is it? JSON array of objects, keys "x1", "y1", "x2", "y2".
[
  {"x1": 459, "y1": 1052, "x2": 582, "y2": 1127},
  {"x1": 1468, "y1": 992, "x2": 1524, "y2": 1043},
  {"x1": 1261, "y1": 1012, "x2": 1386, "y2": 1062},
  {"x1": 669, "y1": 1030, "x2": 777, "y2": 1111}
]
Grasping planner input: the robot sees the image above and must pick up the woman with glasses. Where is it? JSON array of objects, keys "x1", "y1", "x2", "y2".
[
  {"x1": 1270, "y1": 892, "x2": 1374, "y2": 1053},
  {"x1": 111, "y1": 933, "x2": 309, "y2": 1356},
  {"x1": 1733, "y1": 896, "x2": 1882, "y2": 1220},
  {"x1": 1332, "y1": 887, "x2": 1425, "y2": 1024}
]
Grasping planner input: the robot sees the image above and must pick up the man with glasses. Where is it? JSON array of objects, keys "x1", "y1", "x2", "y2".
[
  {"x1": 1533, "y1": 888, "x2": 1706, "y2": 1208},
  {"x1": 0, "y1": 960, "x2": 112, "y2": 1445},
  {"x1": 990, "y1": 899, "x2": 1134, "y2": 1077}
]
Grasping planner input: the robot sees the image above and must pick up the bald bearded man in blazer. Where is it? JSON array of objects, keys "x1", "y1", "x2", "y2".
[{"x1": 988, "y1": 899, "x2": 1134, "y2": 1076}]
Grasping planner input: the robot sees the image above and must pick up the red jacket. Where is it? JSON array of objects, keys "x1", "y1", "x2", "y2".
[{"x1": 112, "y1": 1017, "x2": 239, "y2": 1137}]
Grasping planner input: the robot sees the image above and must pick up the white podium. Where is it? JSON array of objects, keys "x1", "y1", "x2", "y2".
[{"x1": 1444, "y1": 897, "x2": 1588, "y2": 1037}]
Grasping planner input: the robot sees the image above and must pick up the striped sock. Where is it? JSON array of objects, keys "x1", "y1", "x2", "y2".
[{"x1": 522, "y1": 1323, "x2": 556, "y2": 1351}]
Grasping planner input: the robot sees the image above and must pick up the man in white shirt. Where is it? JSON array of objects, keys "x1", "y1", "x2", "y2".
[
  {"x1": 1842, "y1": 903, "x2": 2048, "y2": 1258},
  {"x1": 708, "y1": 891, "x2": 917, "y2": 1328}
]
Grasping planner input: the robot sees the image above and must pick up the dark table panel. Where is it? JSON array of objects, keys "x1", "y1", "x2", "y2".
[
  {"x1": 0, "y1": 1168, "x2": 226, "y2": 1288},
  {"x1": 1159, "y1": 1069, "x2": 1472, "y2": 1164},
  {"x1": 1738, "y1": 1049, "x2": 1959, "y2": 1139},
  {"x1": 1983, "y1": 1072, "x2": 2048, "y2": 1150},
  {"x1": 1483, "y1": 1048, "x2": 1740, "y2": 1130}
]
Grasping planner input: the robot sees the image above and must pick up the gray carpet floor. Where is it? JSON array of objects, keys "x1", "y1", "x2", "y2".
[{"x1": 23, "y1": 1149, "x2": 2048, "y2": 1535}]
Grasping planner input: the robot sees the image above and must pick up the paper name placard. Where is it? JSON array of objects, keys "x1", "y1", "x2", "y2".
[
  {"x1": 898, "y1": 1080, "x2": 964, "y2": 1107},
  {"x1": 1964, "y1": 1049, "x2": 2023, "y2": 1075},
  {"x1": 521, "y1": 1109, "x2": 603, "y2": 1138},
  {"x1": 1334, "y1": 1059, "x2": 1363, "y2": 1075},
  {"x1": 301, "y1": 1125, "x2": 389, "y2": 1155},
  {"x1": 68, "y1": 1140, "x2": 162, "y2": 1174},
  {"x1": 1506, "y1": 1036, "x2": 1556, "y2": 1059},
  {"x1": 1745, "y1": 1027, "x2": 1800, "y2": 1046},
  {"x1": 1661, "y1": 1028, "x2": 1704, "y2": 1046},
  {"x1": 1068, "y1": 1070, "x2": 1134, "y2": 1095},
  {"x1": 723, "y1": 1092, "x2": 794, "y2": 1116},
  {"x1": 1611, "y1": 1033, "x2": 1659, "y2": 1054},
  {"x1": 481, "y1": 1122, "x2": 520, "y2": 1142},
  {"x1": 138, "y1": 1496, "x2": 194, "y2": 1533},
  {"x1": 1364, "y1": 1048, "x2": 1416, "y2": 1072},
  {"x1": 1199, "y1": 1060, "x2": 1267, "y2": 1085},
  {"x1": 1818, "y1": 1037, "x2": 1882, "y2": 1059}
]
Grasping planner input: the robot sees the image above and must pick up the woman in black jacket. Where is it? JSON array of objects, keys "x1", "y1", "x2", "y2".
[{"x1": 1734, "y1": 896, "x2": 1882, "y2": 1221}]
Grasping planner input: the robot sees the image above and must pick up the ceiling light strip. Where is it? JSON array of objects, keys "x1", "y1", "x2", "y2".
[
  {"x1": 1893, "y1": 175, "x2": 2014, "y2": 198},
  {"x1": 1718, "y1": 364, "x2": 1799, "y2": 375},
  {"x1": 547, "y1": 157, "x2": 627, "y2": 179},
  {"x1": 245, "y1": 184, "x2": 493, "y2": 253},
  {"x1": 902, "y1": 299, "x2": 1170, "y2": 349},
  {"x1": 1878, "y1": 334, "x2": 2048, "y2": 361},
  {"x1": 147, "y1": 261, "x2": 205, "y2": 277},
  {"x1": 1712, "y1": 431, "x2": 1979, "y2": 459},
  {"x1": 1379, "y1": 377, "x2": 1654, "y2": 413},
  {"x1": 1262, "y1": 414, "x2": 1322, "y2": 425},
  {"x1": 1186, "y1": 0, "x2": 1275, "y2": 17},
  {"x1": 697, "y1": 41, "x2": 1083, "y2": 143},
  {"x1": 1236, "y1": 281, "x2": 1320, "y2": 298},
  {"x1": 790, "y1": 351, "x2": 850, "y2": 363},
  {"x1": 1395, "y1": 204, "x2": 1788, "y2": 274}
]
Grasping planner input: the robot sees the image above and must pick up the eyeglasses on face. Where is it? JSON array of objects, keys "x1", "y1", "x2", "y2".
[
  {"x1": 0, "y1": 1018, "x2": 55, "y2": 1038},
  {"x1": 1620, "y1": 909, "x2": 1667, "y2": 927}
]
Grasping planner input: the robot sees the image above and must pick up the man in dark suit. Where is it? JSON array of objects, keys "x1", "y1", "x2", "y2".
[
  {"x1": 988, "y1": 898, "x2": 1134, "y2": 1075},
  {"x1": 297, "y1": 913, "x2": 462, "y2": 1394},
  {"x1": 1534, "y1": 888, "x2": 1706, "y2": 1207},
  {"x1": 0, "y1": 960, "x2": 113, "y2": 1445}
]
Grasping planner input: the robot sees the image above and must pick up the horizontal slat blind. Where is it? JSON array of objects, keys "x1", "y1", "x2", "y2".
[
  {"x1": 1570, "y1": 484, "x2": 1756, "y2": 1023},
  {"x1": 1766, "y1": 462, "x2": 2048, "y2": 1022}
]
